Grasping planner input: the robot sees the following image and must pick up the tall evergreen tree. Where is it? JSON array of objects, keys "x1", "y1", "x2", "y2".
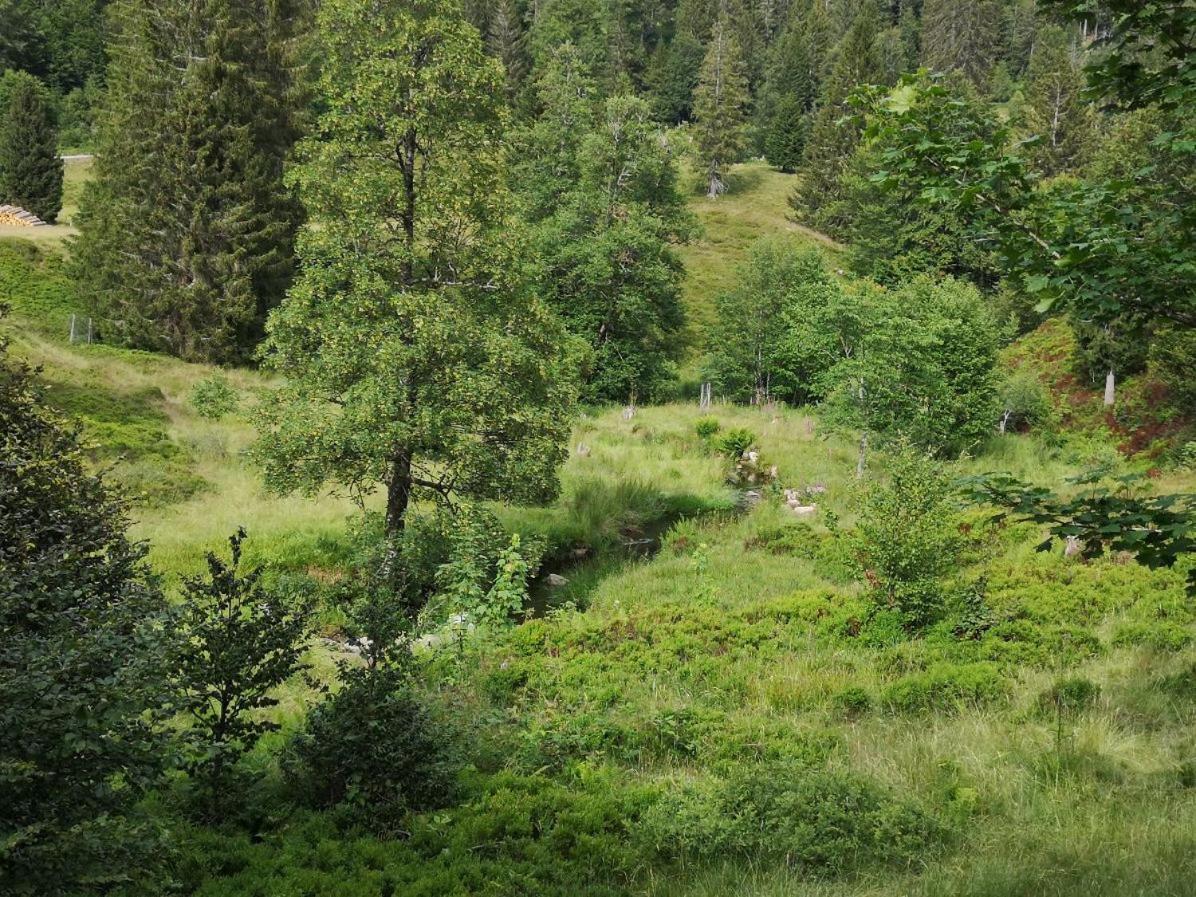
[
  {"x1": 788, "y1": 5, "x2": 885, "y2": 233},
  {"x1": 71, "y1": 0, "x2": 307, "y2": 364},
  {"x1": 0, "y1": 71, "x2": 63, "y2": 222},
  {"x1": 919, "y1": 0, "x2": 1003, "y2": 87},
  {"x1": 693, "y1": 14, "x2": 750, "y2": 197},
  {"x1": 256, "y1": 0, "x2": 579, "y2": 554},
  {"x1": 1022, "y1": 24, "x2": 1095, "y2": 175},
  {"x1": 644, "y1": 32, "x2": 705, "y2": 123},
  {"x1": 758, "y1": 12, "x2": 819, "y2": 170},
  {"x1": 488, "y1": 0, "x2": 530, "y2": 100}
]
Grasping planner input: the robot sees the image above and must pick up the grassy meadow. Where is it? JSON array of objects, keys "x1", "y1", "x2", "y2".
[{"x1": 2, "y1": 159, "x2": 1195, "y2": 897}]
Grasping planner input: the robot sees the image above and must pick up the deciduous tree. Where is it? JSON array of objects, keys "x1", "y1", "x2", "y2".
[{"x1": 256, "y1": 0, "x2": 580, "y2": 572}]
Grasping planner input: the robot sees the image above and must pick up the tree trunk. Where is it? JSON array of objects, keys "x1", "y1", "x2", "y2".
[
  {"x1": 856, "y1": 431, "x2": 868, "y2": 478},
  {"x1": 1104, "y1": 368, "x2": 1115, "y2": 407},
  {"x1": 379, "y1": 452, "x2": 413, "y2": 581}
]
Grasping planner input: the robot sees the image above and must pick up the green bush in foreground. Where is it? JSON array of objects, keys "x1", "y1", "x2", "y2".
[{"x1": 644, "y1": 764, "x2": 944, "y2": 872}]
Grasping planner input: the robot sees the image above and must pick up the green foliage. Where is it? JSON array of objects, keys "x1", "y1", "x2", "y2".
[
  {"x1": 713, "y1": 426, "x2": 755, "y2": 459},
  {"x1": 694, "y1": 415, "x2": 720, "y2": 439},
  {"x1": 706, "y1": 238, "x2": 828, "y2": 403},
  {"x1": 644, "y1": 33, "x2": 704, "y2": 124},
  {"x1": 692, "y1": 15, "x2": 749, "y2": 197},
  {"x1": 883, "y1": 662, "x2": 1005, "y2": 712},
  {"x1": 433, "y1": 506, "x2": 544, "y2": 628},
  {"x1": 963, "y1": 469, "x2": 1195, "y2": 593},
  {"x1": 0, "y1": 314, "x2": 172, "y2": 895},
  {"x1": 848, "y1": 446, "x2": 964, "y2": 626},
  {"x1": 257, "y1": 0, "x2": 580, "y2": 544},
  {"x1": 171, "y1": 528, "x2": 313, "y2": 816},
  {"x1": 189, "y1": 374, "x2": 239, "y2": 420},
  {"x1": 0, "y1": 70, "x2": 63, "y2": 221},
  {"x1": 822, "y1": 276, "x2": 1002, "y2": 457},
  {"x1": 859, "y1": 70, "x2": 1195, "y2": 333},
  {"x1": 529, "y1": 91, "x2": 691, "y2": 402},
  {"x1": 999, "y1": 369, "x2": 1057, "y2": 434},
  {"x1": 1021, "y1": 24, "x2": 1097, "y2": 176},
  {"x1": 643, "y1": 764, "x2": 944, "y2": 872},
  {"x1": 1039, "y1": 677, "x2": 1101, "y2": 716},
  {"x1": 788, "y1": 7, "x2": 887, "y2": 234},
  {"x1": 919, "y1": 0, "x2": 1002, "y2": 88},
  {"x1": 72, "y1": 0, "x2": 305, "y2": 363},
  {"x1": 283, "y1": 661, "x2": 455, "y2": 831}
]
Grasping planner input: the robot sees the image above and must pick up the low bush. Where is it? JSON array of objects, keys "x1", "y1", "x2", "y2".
[
  {"x1": 882, "y1": 663, "x2": 1005, "y2": 713},
  {"x1": 190, "y1": 374, "x2": 240, "y2": 420},
  {"x1": 642, "y1": 764, "x2": 944, "y2": 873},
  {"x1": 713, "y1": 427, "x2": 756, "y2": 459},
  {"x1": 694, "y1": 415, "x2": 721, "y2": 439},
  {"x1": 283, "y1": 663, "x2": 455, "y2": 830}
]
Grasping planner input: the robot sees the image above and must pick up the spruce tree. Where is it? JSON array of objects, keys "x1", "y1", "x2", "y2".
[
  {"x1": 488, "y1": 0, "x2": 529, "y2": 100},
  {"x1": 1022, "y1": 24, "x2": 1096, "y2": 175},
  {"x1": 758, "y1": 14, "x2": 818, "y2": 170},
  {"x1": 1, "y1": 310, "x2": 172, "y2": 894},
  {"x1": 919, "y1": 0, "x2": 1003, "y2": 88},
  {"x1": 788, "y1": 6, "x2": 885, "y2": 234},
  {"x1": 693, "y1": 14, "x2": 750, "y2": 197},
  {"x1": 0, "y1": 71, "x2": 63, "y2": 223},
  {"x1": 71, "y1": 0, "x2": 307, "y2": 364}
]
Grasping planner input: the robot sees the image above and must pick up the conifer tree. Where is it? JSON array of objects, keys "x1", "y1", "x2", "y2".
[
  {"x1": 758, "y1": 14, "x2": 818, "y2": 170},
  {"x1": 788, "y1": 6, "x2": 885, "y2": 233},
  {"x1": 72, "y1": 0, "x2": 307, "y2": 364},
  {"x1": 920, "y1": 0, "x2": 1003, "y2": 88},
  {"x1": 256, "y1": 0, "x2": 579, "y2": 557},
  {"x1": 693, "y1": 14, "x2": 750, "y2": 197},
  {"x1": 0, "y1": 71, "x2": 63, "y2": 222},
  {"x1": 488, "y1": 0, "x2": 529, "y2": 100},
  {"x1": 1022, "y1": 24, "x2": 1096, "y2": 175}
]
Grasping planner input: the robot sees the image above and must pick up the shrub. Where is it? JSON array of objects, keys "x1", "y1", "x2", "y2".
[
  {"x1": 694, "y1": 415, "x2": 721, "y2": 439},
  {"x1": 833, "y1": 685, "x2": 874, "y2": 716},
  {"x1": 1039, "y1": 677, "x2": 1101, "y2": 716},
  {"x1": 284, "y1": 662, "x2": 455, "y2": 830},
  {"x1": 882, "y1": 663, "x2": 1005, "y2": 713},
  {"x1": 998, "y1": 369, "x2": 1056, "y2": 433},
  {"x1": 190, "y1": 374, "x2": 239, "y2": 419},
  {"x1": 642, "y1": 764, "x2": 944, "y2": 873},
  {"x1": 713, "y1": 427, "x2": 756, "y2": 459},
  {"x1": 848, "y1": 446, "x2": 964, "y2": 627}
]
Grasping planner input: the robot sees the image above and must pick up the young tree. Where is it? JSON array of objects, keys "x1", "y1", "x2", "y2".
[
  {"x1": 532, "y1": 94, "x2": 693, "y2": 401},
  {"x1": 171, "y1": 529, "x2": 312, "y2": 817},
  {"x1": 822, "y1": 276, "x2": 1002, "y2": 458},
  {"x1": 256, "y1": 0, "x2": 579, "y2": 566},
  {"x1": 72, "y1": 0, "x2": 306, "y2": 363},
  {"x1": 0, "y1": 309, "x2": 172, "y2": 894},
  {"x1": 693, "y1": 14, "x2": 749, "y2": 197},
  {"x1": 0, "y1": 71, "x2": 63, "y2": 222},
  {"x1": 1022, "y1": 24, "x2": 1096, "y2": 175},
  {"x1": 706, "y1": 237, "x2": 828, "y2": 403}
]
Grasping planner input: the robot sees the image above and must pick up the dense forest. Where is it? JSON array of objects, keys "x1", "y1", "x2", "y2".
[{"x1": 1, "y1": 1, "x2": 1194, "y2": 895}]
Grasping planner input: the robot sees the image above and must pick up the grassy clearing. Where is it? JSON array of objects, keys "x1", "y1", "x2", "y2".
[{"x1": 676, "y1": 158, "x2": 844, "y2": 357}]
